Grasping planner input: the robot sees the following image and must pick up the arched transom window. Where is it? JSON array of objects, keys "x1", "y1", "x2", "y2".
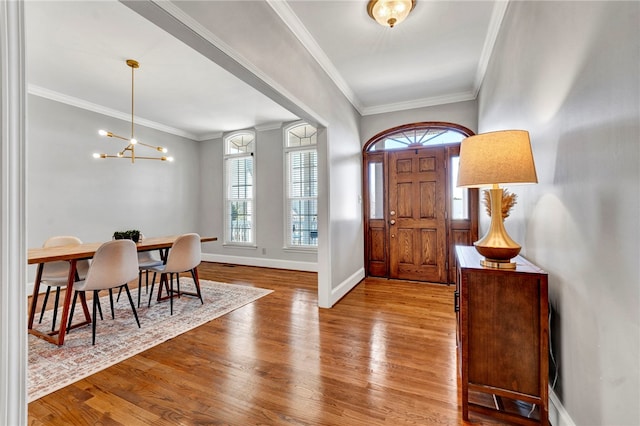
[{"x1": 365, "y1": 123, "x2": 470, "y2": 152}]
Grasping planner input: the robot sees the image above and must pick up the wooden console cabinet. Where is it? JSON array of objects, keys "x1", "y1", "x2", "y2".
[{"x1": 455, "y1": 245, "x2": 549, "y2": 425}]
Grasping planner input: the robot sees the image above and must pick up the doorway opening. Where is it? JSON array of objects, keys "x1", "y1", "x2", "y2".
[{"x1": 363, "y1": 122, "x2": 478, "y2": 283}]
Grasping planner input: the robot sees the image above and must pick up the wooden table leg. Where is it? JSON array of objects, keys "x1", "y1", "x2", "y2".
[
  {"x1": 55, "y1": 260, "x2": 77, "y2": 346},
  {"x1": 27, "y1": 263, "x2": 44, "y2": 329},
  {"x1": 28, "y1": 260, "x2": 82, "y2": 345}
]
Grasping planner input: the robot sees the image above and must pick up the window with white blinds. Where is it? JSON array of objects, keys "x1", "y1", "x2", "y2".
[
  {"x1": 285, "y1": 123, "x2": 318, "y2": 248},
  {"x1": 224, "y1": 132, "x2": 255, "y2": 245}
]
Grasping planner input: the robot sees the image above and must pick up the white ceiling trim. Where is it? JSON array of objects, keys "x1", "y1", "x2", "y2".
[
  {"x1": 472, "y1": 0, "x2": 510, "y2": 97},
  {"x1": 198, "y1": 131, "x2": 224, "y2": 141},
  {"x1": 272, "y1": 0, "x2": 510, "y2": 117},
  {"x1": 361, "y1": 90, "x2": 477, "y2": 116},
  {"x1": 28, "y1": 84, "x2": 198, "y2": 141},
  {"x1": 266, "y1": 0, "x2": 363, "y2": 114},
  {"x1": 255, "y1": 122, "x2": 283, "y2": 132},
  {"x1": 139, "y1": 0, "x2": 328, "y2": 128}
]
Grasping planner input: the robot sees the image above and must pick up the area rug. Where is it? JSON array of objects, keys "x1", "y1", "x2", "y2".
[{"x1": 28, "y1": 278, "x2": 272, "y2": 402}]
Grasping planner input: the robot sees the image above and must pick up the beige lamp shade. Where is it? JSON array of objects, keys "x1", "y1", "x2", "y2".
[{"x1": 457, "y1": 130, "x2": 538, "y2": 188}]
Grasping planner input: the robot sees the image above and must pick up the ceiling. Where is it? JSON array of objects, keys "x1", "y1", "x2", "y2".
[{"x1": 25, "y1": 0, "x2": 505, "y2": 141}]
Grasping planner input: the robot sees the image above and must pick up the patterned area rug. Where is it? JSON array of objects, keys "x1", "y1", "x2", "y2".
[{"x1": 28, "y1": 278, "x2": 272, "y2": 402}]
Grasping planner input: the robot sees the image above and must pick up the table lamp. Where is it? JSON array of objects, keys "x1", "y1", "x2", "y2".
[{"x1": 457, "y1": 130, "x2": 538, "y2": 269}]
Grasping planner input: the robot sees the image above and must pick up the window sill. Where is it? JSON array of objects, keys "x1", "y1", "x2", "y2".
[
  {"x1": 283, "y1": 246, "x2": 318, "y2": 254},
  {"x1": 222, "y1": 244, "x2": 257, "y2": 250}
]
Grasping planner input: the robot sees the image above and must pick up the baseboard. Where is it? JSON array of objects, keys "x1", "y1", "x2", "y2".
[
  {"x1": 329, "y1": 267, "x2": 365, "y2": 306},
  {"x1": 201, "y1": 253, "x2": 318, "y2": 272},
  {"x1": 549, "y1": 387, "x2": 575, "y2": 426}
]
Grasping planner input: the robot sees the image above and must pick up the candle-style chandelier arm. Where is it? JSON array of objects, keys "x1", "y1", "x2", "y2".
[
  {"x1": 134, "y1": 140, "x2": 168, "y2": 153},
  {"x1": 93, "y1": 152, "x2": 173, "y2": 161},
  {"x1": 98, "y1": 129, "x2": 167, "y2": 152},
  {"x1": 98, "y1": 130, "x2": 129, "y2": 142}
]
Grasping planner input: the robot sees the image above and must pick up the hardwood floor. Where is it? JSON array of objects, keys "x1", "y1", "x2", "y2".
[{"x1": 28, "y1": 263, "x2": 515, "y2": 425}]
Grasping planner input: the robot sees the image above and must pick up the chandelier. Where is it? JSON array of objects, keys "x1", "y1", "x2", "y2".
[
  {"x1": 93, "y1": 59, "x2": 173, "y2": 163},
  {"x1": 367, "y1": 0, "x2": 416, "y2": 28}
]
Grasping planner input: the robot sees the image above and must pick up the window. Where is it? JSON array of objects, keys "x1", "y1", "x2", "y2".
[
  {"x1": 368, "y1": 161, "x2": 384, "y2": 219},
  {"x1": 224, "y1": 132, "x2": 255, "y2": 245},
  {"x1": 451, "y1": 156, "x2": 469, "y2": 220},
  {"x1": 367, "y1": 125, "x2": 468, "y2": 152},
  {"x1": 285, "y1": 123, "x2": 318, "y2": 248}
]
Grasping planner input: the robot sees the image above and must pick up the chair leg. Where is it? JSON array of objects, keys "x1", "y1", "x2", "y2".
[
  {"x1": 92, "y1": 290, "x2": 99, "y2": 345},
  {"x1": 123, "y1": 284, "x2": 141, "y2": 328},
  {"x1": 38, "y1": 286, "x2": 52, "y2": 324},
  {"x1": 96, "y1": 292, "x2": 104, "y2": 321},
  {"x1": 137, "y1": 270, "x2": 143, "y2": 308},
  {"x1": 96, "y1": 295, "x2": 103, "y2": 318},
  {"x1": 108, "y1": 289, "x2": 115, "y2": 319},
  {"x1": 50, "y1": 287, "x2": 61, "y2": 332},
  {"x1": 176, "y1": 273, "x2": 181, "y2": 298},
  {"x1": 157, "y1": 274, "x2": 164, "y2": 300},
  {"x1": 149, "y1": 272, "x2": 166, "y2": 307},
  {"x1": 147, "y1": 280, "x2": 156, "y2": 308},
  {"x1": 67, "y1": 290, "x2": 79, "y2": 330},
  {"x1": 169, "y1": 273, "x2": 174, "y2": 316},
  {"x1": 158, "y1": 274, "x2": 170, "y2": 301},
  {"x1": 191, "y1": 268, "x2": 204, "y2": 305},
  {"x1": 116, "y1": 286, "x2": 123, "y2": 302}
]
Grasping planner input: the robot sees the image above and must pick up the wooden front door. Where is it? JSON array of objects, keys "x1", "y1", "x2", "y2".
[
  {"x1": 363, "y1": 122, "x2": 478, "y2": 284},
  {"x1": 388, "y1": 147, "x2": 446, "y2": 282}
]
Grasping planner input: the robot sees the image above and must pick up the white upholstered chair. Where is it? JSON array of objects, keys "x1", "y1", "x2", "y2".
[
  {"x1": 37, "y1": 236, "x2": 90, "y2": 331},
  {"x1": 145, "y1": 233, "x2": 203, "y2": 315},
  {"x1": 68, "y1": 239, "x2": 141, "y2": 345},
  {"x1": 116, "y1": 233, "x2": 164, "y2": 307}
]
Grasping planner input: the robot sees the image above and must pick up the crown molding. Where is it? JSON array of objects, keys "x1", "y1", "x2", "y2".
[
  {"x1": 254, "y1": 122, "x2": 283, "y2": 132},
  {"x1": 28, "y1": 84, "x2": 199, "y2": 140},
  {"x1": 361, "y1": 91, "x2": 477, "y2": 116},
  {"x1": 473, "y1": 0, "x2": 510, "y2": 97},
  {"x1": 266, "y1": 0, "x2": 363, "y2": 114},
  {"x1": 197, "y1": 131, "x2": 224, "y2": 141},
  {"x1": 269, "y1": 0, "x2": 510, "y2": 117}
]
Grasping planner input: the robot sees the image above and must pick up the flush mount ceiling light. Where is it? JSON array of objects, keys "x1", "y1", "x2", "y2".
[
  {"x1": 367, "y1": 0, "x2": 416, "y2": 28},
  {"x1": 93, "y1": 59, "x2": 173, "y2": 163}
]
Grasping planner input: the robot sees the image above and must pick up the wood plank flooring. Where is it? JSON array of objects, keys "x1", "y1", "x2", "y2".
[{"x1": 28, "y1": 263, "x2": 516, "y2": 425}]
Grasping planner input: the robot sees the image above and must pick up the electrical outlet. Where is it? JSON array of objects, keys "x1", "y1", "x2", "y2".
[{"x1": 262, "y1": 248, "x2": 266, "y2": 255}]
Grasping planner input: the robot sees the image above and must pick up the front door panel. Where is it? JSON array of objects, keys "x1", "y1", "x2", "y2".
[{"x1": 389, "y1": 148, "x2": 446, "y2": 282}]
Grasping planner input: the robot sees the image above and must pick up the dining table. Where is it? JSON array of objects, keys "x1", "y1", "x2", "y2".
[{"x1": 27, "y1": 235, "x2": 217, "y2": 346}]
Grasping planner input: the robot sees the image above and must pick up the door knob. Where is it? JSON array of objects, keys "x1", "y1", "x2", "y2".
[
  {"x1": 390, "y1": 219, "x2": 396, "y2": 225},
  {"x1": 390, "y1": 210, "x2": 396, "y2": 216}
]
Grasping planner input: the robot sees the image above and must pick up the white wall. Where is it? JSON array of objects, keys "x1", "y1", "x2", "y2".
[
  {"x1": 198, "y1": 124, "x2": 317, "y2": 270},
  {"x1": 479, "y1": 2, "x2": 639, "y2": 424},
  {"x1": 27, "y1": 95, "x2": 201, "y2": 279},
  {"x1": 125, "y1": 0, "x2": 364, "y2": 307},
  {"x1": 360, "y1": 99, "x2": 478, "y2": 144}
]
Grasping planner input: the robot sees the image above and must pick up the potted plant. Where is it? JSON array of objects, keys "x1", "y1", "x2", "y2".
[{"x1": 113, "y1": 229, "x2": 141, "y2": 242}]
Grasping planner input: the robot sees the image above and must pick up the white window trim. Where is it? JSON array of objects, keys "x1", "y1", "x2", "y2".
[
  {"x1": 283, "y1": 121, "x2": 318, "y2": 250},
  {"x1": 223, "y1": 130, "x2": 257, "y2": 247}
]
